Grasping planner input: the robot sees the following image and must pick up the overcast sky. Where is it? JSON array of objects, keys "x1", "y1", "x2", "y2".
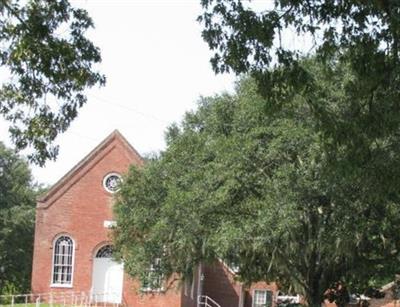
[{"x1": 0, "y1": 0, "x2": 237, "y2": 185}]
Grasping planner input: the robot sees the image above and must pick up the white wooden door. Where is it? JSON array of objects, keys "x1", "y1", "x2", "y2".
[{"x1": 91, "y1": 258, "x2": 124, "y2": 303}]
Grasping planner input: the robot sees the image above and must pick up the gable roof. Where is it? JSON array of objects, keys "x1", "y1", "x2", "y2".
[{"x1": 37, "y1": 130, "x2": 143, "y2": 206}]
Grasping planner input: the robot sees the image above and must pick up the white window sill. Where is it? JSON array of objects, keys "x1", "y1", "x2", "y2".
[
  {"x1": 140, "y1": 288, "x2": 164, "y2": 293},
  {"x1": 50, "y1": 284, "x2": 73, "y2": 288}
]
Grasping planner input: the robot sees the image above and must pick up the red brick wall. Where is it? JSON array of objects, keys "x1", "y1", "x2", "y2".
[
  {"x1": 31, "y1": 132, "x2": 182, "y2": 307},
  {"x1": 203, "y1": 262, "x2": 242, "y2": 307},
  {"x1": 122, "y1": 274, "x2": 182, "y2": 307},
  {"x1": 244, "y1": 281, "x2": 278, "y2": 307},
  {"x1": 198, "y1": 261, "x2": 278, "y2": 307}
]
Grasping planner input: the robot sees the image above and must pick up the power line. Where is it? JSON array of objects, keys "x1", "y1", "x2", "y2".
[
  {"x1": 67, "y1": 131, "x2": 100, "y2": 143},
  {"x1": 88, "y1": 94, "x2": 170, "y2": 124}
]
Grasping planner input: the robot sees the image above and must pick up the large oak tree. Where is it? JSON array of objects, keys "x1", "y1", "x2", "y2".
[
  {"x1": 199, "y1": 0, "x2": 400, "y2": 175},
  {"x1": 114, "y1": 61, "x2": 400, "y2": 306}
]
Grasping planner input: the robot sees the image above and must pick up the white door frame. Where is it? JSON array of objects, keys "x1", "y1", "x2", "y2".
[{"x1": 91, "y1": 245, "x2": 124, "y2": 304}]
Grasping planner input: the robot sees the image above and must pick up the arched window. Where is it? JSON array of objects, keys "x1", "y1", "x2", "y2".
[
  {"x1": 52, "y1": 235, "x2": 74, "y2": 286},
  {"x1": 96, "y1": 245, "x2": 113, "y2": 258}
]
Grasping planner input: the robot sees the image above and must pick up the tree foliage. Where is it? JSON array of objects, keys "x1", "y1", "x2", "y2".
[
  {"x1": 114, "y1": 63, "x2": 400, "y2": 306},
  {"x1": 0, "y1": 142, "x2": 38, "y2": 294},
  {"x1": 199, "y1": 0, "x2": 400, "y2": 73},
  {"x1": 0, "y1": 0, "x2": 105, "y2": 165},
  {"x1": 199, "y1": 0, "x2": 400, "y2": 166}
]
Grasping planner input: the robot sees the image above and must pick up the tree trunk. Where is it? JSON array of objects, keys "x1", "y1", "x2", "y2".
[
  {"x1": 305, "y1": 262, "x2": 324, "y2": 307},
  {"x1": 306, "y1": 288, "x2": 323, "y2": 307}
]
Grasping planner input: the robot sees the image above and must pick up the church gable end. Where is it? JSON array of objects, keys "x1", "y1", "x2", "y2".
[
  {"x1": 37, "y1": 130, "x2": 143, "y2": 209},
  {"x1": 31, "y1": 130, "x2": 144, "y2": 298}
]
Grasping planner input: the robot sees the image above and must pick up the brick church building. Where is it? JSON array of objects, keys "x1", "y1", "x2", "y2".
[{"x1": 31, "y1": 130, "x2": 277, "y2": 307}]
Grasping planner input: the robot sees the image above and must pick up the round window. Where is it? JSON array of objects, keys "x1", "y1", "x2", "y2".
[{"x1": 103, "y1": 173, "x2": 122, "y2": 193}]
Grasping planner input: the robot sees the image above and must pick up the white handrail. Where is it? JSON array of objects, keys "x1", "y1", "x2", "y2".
[
  {"x1": 0, "y1": 291, "x2": 122, "y2": 306},
  {"x1": 198, "y1": 295, "x2": 221, "y2": 307}
]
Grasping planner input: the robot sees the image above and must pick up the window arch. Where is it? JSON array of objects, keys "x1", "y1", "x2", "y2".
[
  {"x1": 95, "y1": 245, "x2": 113, "y2": 258},
  {"x1": 51, "y1": 235, "x2": 74, "y2": 286}
]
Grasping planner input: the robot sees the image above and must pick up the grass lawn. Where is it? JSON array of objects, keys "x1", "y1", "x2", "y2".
[
  {"x1": 1, "y1": 305, "x2": 64, "y2": 307},
  {"x1": 1, "y1": 304, "x2": 120, "y2": 306},
  {"x1": 2, "y1": 304, "x2": 116, "y2": 306}
]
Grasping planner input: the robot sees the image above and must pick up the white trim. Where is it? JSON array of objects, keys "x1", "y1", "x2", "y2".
[
  {"x1": 238, "y1": 284, "x2": 244, "y2": 307},
  {"x1": 50, "y1": 234, "x2": 75, "y2": 288},
  {"x1": 103, "y1": 220, "x2": 117, "y2": 228},
  {"x1": 218, "y1": 258, "x2": 239, "y2": 275},
  {"x1": 140, "y1": 287, "x2": 165, "y2": 293},
  {"x1": 102, "y1": 172, "x2": 122, "y2": 193},
  {"x1": 190, "y1": 271, "x2": 195, "y2": 300},
  {"x1": 139, "y1": 258, "x2": 164, "y2": 292},
  {"x1": 184, "y1": 279, "x2": 189, "y2": 296},
  {"x1": 197, "y1": 264, "x2": 202, "y2": 307},
  {"x1": 276, "y1": 294, "x2": 301, "y2": 304},
  {"x1": 50, "y1": 284, "x2": 73, "y2": 288}
]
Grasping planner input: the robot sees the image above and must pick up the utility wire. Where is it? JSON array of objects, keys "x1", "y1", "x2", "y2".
[{"x1": 88, "y1": 94, "x2": 170, "y2": 124}]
